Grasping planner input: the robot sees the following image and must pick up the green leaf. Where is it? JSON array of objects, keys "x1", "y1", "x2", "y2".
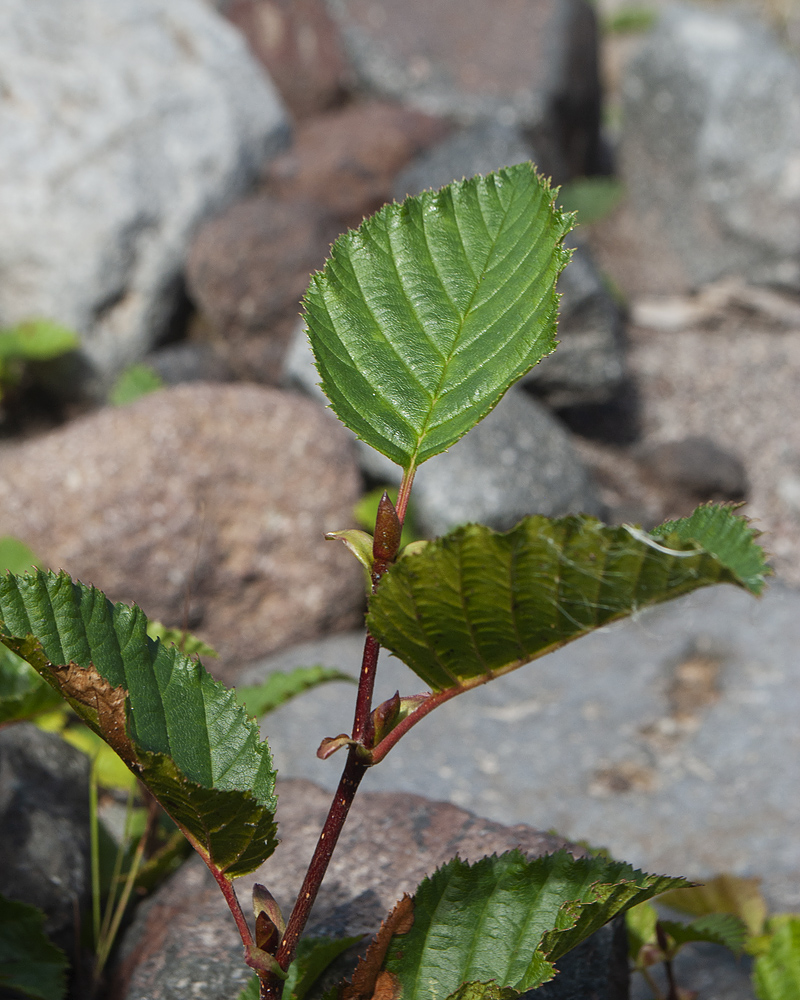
[
  {"x1": 0, "y1": 319, "x2": 78, "y2": 362},
  {"x1": 286, "y1": 935, "x2": 364, "y2": 1000},
  {"x1": 0, "y1": 647, "x2": 63, "y2": 726},
  {"x1": 651, "y1": 504, "x2": 767, "y2": 595},
  {"x1": 557, "y1": 178, "x2": 624, "y2": 225},
  {"x1": 304, "y1": 162, "x2": 573, "y2": 471},
  {"x1": 660, "y1": 914, "x2": 747, "y2": 954},
  {"x1": 0, "y1": 893, "x2": 68, "y2": 1000},
  {"x1": 381, "y1": 850, "x2": 689, "y2": 1000},
  {"x1": 367, "y1": 506, "x2": 767, "y2": 693},
  {"x1": 753, "y1": 917, "x2": 800, "y2": 1000},
  {"x1": 236, "y1": 936, "x2": 363, "y2": 1000},
  {"x1": 146, "y1": 620, "x2": 219, "y2": 659},
  {"x1": 0, "y1": 537, "x2": 42, "y2": 575},
  {"x1": 236, "y1": 666, "x2": 356, "y2": 718},
  {"x1": 603, "y1": 6, "x2": 657, "y2": 34},
  {"x1": 109, "y1": 363, "x2": 164, "y2": 406},
  {"x1": 657, "y1": 873, "x2": 768, "y2": 937},
  {"x1": 626, "y1": 901, "x2": 659, "y2": 960},
  {"x1": 0, "y1": 570, "x2": 278, "y2": 879},
  {"x1": 236, "y1": 977, "x2": 261, "y2": 1000}
]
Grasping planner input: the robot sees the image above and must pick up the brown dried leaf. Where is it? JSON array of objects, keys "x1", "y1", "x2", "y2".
[
  {"x1": 343, "y1": 895, "x2": 414, "y2": 1000},
  {"x1": 52, "y1": 660, "x2": 137, "y2": 768}
]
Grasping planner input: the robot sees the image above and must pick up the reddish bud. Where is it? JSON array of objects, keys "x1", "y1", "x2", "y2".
[
  {"x1": 371, "y1": 692, "x2": 401, "y2": 744},
  {"x1": 372, "y1": 492, "x2": 401, "y2": 564}
]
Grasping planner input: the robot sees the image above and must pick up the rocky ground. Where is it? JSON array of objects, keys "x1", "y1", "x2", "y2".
[{"x1": 2, "y1": 1, "x2": 800, "y2": 998}]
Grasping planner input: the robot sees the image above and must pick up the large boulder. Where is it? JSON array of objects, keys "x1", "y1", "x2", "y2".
[
  {"x1": 115, "y1": 781, "x2": 628, "y2": 1000},
  {"x1": 0, "y1": 384, "x2": 364, "y2": 682},
  {"x1": 0, "y1": 0, "x2": 289, "y2": 396},
  {"x1": 620, "y1": 5, "x2": 800, "y2": 293},
  {"x1": 0, "y1": 725, "x2": 90, "y2": 961},
  {"x1": 326, "y1": 0, "x2": 603, "y2": 180}
]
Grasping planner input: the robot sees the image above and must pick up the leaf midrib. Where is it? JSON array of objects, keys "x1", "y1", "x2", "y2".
[{"x1": 402, "y1": 179, "x2": 519, "y2": 473}]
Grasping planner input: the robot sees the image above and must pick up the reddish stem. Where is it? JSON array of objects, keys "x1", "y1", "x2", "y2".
[
  {"x1": 206, "y1": 861, "x2": 253, "y2": 951},
  {"x1": 352, "y1": 632, "x2": 380, "y2": 746},
  {"x1": 395, "y1": 467, "x2": 416, "y2": 527},
  {"x1": 274, "y1": 750, "x2": 368, "y2": 972},
  {"x1": 262, "y1": 468, "x2": 418, "y2": 994}
]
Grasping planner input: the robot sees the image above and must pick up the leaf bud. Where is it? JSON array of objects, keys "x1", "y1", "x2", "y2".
[{"x1": 372, "y1": 492, "x2": 401, "y2": 564}]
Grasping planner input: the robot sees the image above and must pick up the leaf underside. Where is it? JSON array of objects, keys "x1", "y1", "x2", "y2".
[
  {"x1": 304, "y1": 162, "x2": 573, "y2": 471},
  {"x1": 380, "y1": 850, "x2": 689, "y2": 1000},
  {"x1": 660, "y1": 914, "x2": 747, "y2": 953},
  {"x1": 368, "y1": 505, "x2": 767, "y2": 692},
  {"x1": 0, "y1": 647, "x2": 63, "y2": 726},
  {"x1": 0, "y1": 571, "x2": 278, "y2": 878}
]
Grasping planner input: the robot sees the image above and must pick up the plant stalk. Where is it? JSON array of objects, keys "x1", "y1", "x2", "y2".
[
  {"x1": 262, "y1": 469, "x2": 414, "y2": 996},
  {"x1": 273, "y1": 750, "x2": 368, "y2": 974}
]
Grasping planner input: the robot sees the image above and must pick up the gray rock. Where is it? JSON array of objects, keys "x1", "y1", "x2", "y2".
[
  {"x1": 411, "y1": 387, "x2": 603, "y2": 536},
  {"x1": 326, "y1": 0, "x2": 602, "y2": 179},
  {"x1": 0, "y1": 0, "x2": 290, "y2": 396},
  {"x1": 0, "y1": 725, "x2": 90, "y2": 959},
  {"x1": 393, "y1": 124, "x2": 627, "y2": 409},
  {"x1": 246, "y1": 581, "x2": 800, "y2": 916},
  {"x1": 621, "y1": 4, "x2": 800, "y2": 292},
  {"x1": 116, "y1": 780, "x2": 627, "y2": 1000}
]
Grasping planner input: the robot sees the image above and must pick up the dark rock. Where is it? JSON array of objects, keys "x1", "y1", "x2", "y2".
[
  {"x1": 224, "y1": 0, "x2": 353, "y2": 118},
  {"x1": 620, "y1": 5, "x2": 800, "y2": 293},
  {"x1": 524, "y1": 240, "x2": 626, "y2": 409},
  {"x1": 115, "y1": 780, "x2": 628, "y2": 999},
  {"x1": 265, "y1": 99, "x2": 448, "y2": 225},
  {"x1": 393, "y1": 123, "x2": 627, "y2": 409},
  {"x1": 0, "y1": 725, "x2": 90, "y2": 960},
  {"x1": 0, "y1": 383, "x2": 364, "y2": 682},
  {"x1": 185, "y1": 195, "x2": 339, "y2": 383},
  {"x1": 637, "y1": 435, "x2": 749, "y2": 501},
  {"x1": 146, "y1": 343, "x2": 233, "y2": 386},
  {"x1": 411, "y1": 387, "x2": 603, "y2": 536},
  {"x1": 327, "y1": 0, "x2": 603, "y2": 180},
  {"x1": 0, "y1": 0, "x2": 290, "y2": 396},
  {"x1": 554, "y1": 375, "x2": 642, "y2": 445},
  {"x1": 533, "y1": 918, "x2": 629, "y2": 999}
]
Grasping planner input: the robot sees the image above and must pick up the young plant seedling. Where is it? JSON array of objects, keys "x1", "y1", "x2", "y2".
[{"x1": 0, "y1": 164, "x2": 769, "y2": 1000}]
